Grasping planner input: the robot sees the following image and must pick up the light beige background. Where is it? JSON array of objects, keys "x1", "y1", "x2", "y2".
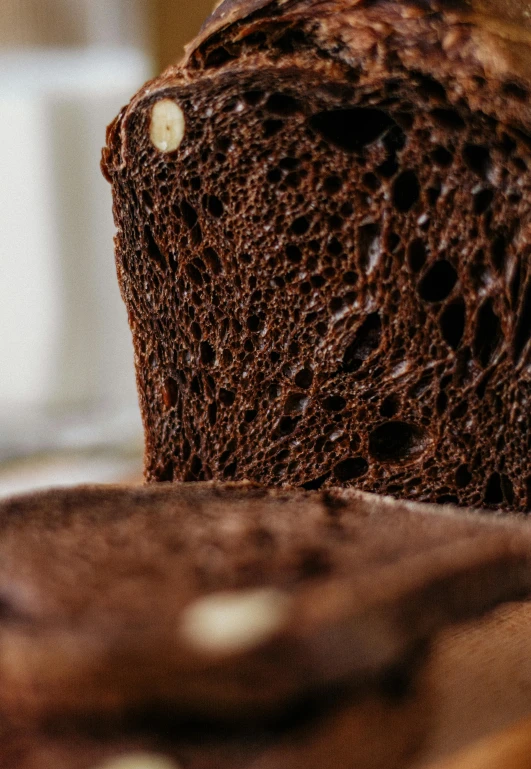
[
  {"x1": 0, "y1": 0, "x2": 216, "y2": 488},
  {"x1": 153, "y1": 0, "x2": 217, "y2": 69},
  {"x1": 0, "y1": 0, "x2": 216, "y2": 70}
]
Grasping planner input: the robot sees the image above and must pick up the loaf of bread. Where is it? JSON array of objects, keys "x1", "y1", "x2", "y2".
[
  {"x1": 103, "y1": 0, "x2": 531, "y2": 510},
  {"x1": 2, "y1": 482, "x2": 531, "y2": 768}
]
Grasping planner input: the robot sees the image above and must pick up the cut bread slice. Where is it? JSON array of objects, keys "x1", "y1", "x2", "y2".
[
  {"x1": 0, "y1": 481, "x2": 531, "y2": 736},
  {"x1": 103, "y1": 0, "x2": 531, "y2": 510}
]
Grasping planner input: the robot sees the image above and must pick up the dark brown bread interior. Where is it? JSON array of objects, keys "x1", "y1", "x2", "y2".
[
  {"x1": 103, "y1": 0, "x2": 531, "y2": 510},
  {"x1": 2, "y1": 482, "x2": 531, "y2": 768}
]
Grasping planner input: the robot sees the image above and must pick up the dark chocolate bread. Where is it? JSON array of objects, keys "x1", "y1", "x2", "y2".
[
  {"x1": 2, "y1": 482, "x2": 531, "y2": 769},
  {"x1": 103, "y1": 0, "x2": 531, "y2": 510}
]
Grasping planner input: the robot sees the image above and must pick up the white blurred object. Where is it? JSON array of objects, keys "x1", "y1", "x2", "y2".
[
  {"x1": 0, "y1": 451, "x2": 142, "y2": 499},
  {"x1": 0, "y1": 47, "x2": 152, "y2": 458},
  {"x1": 0, "y1": 0, "x2": 149, "y2": 49}
]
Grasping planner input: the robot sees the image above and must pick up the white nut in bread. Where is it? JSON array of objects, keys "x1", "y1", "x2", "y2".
[
  {"x1": 180, "y1": 587, "x2": 291, "y2": 655},
  {"x1": 150, "y1": 100, "x2": 185, "y2": 153}
]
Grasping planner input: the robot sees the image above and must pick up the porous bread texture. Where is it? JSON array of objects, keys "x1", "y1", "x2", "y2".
[{"x1": 103, "y1": 0, "x2": 531, "y2": 510}]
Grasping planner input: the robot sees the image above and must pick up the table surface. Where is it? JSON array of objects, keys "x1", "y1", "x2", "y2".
[{"x1": 0, "y1": 449, "x2": 143, "y2": 499}]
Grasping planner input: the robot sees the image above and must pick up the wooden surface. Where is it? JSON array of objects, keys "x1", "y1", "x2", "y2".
[{"x1": 0, "y1": 451, "x2": 143, "y2": 499}]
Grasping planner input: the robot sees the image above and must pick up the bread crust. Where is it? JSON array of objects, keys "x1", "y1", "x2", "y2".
[
  {"x1": 103, "y1": 0, "x2": 531, "y2": 172},
  {"x1": 191, "y1": 0, "x2": 531, "y2": 85}
]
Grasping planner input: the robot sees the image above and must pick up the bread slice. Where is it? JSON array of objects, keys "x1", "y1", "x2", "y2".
[
  {"x1": 103, "y1": 0, "x2": 531, "y2": 510},
  {"x1": 1, "y1": 482, "x2": 531, "y2": 769}
]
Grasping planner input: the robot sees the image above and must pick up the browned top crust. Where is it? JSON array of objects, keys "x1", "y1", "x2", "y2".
[
  {"x1": 200, "y1": 0, "x2": 531, "y2": 44},
  {"x1": 188, "y1": 0, "x2": 531, "y2": 84},
  {"x1": 103, "y1": 0, "x2": 531, "y2": 180}
]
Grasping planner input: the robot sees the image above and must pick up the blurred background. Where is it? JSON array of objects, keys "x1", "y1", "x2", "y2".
[{"x1": 0, "y1": 0, "x2": 214, "y2": 496}]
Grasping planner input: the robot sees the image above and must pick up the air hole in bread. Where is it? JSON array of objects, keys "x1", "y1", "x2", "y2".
[
  {"x1": 392, "y1": 171, "x2": 420, "y2": 212},
  {"x1": 502, "y1": 81, "x2": 529, "y2": 100},
  {"x1": 419, "y1": 260, "x2": 457, "y2": 302},
  {"x1": 343, "y1": 313, "x2": 382, "y2": 373},
  {"x1": 322, "y1": 395, "x2": 346, "y2": 412},
  {"x1": 158, "y1": 462, "x2": 174, "y2": 482},
  {"x1": 416, "y1": 74, "x2": 447, "y2": 101},
  {"x1": 436, "y1": 391, "x2": 448, "y2": 415},
  {"x1": 264, "y1": 119, "x2": 284, "y2": 137},
  {"x1": 455, "y1": 464, "x2": 472, "y2": 488},
  {"x1": 431, "y1": 108, "x2": 465, "y2": 130},
  {"x1": 219, "y1": 388, "x2": 235, "y2": 407},
  {"x1": 324, "y1": 175, "x2": 344, "y2": 193},
  {"x1": 291, "y1": 216, "x2": 311, "y2": 235},
  {"x1": 208, "y1": 402, "x2": 217, "y2": 426},
  {"x1": 502, "y1": 473, "x2": 515, "y2": 505},
  {"x1": 162, "y1": 377, "x2": 178, "y2": 409},
  {"x1": 207, "y1": 195, "x2": 224, "y2": 217},
  {"x1": 369, "y1": 422, "x2": 428, "y2": 463},
  {"x1": 203, "y1": 247, "x2": 222, "y2": 274},
  {"x1": 490, "y1": 235, "x2": 506, "y2": 272},
  {"x1": 204, "y1": 46, "x2": 236, "y2": 69},
  {"x1": 181, "y1": 200, "x2": 198, "y2": 229},
  {"x1": 473, "y1": 299, "x2": 501, "y2": 367},
  {"x1": 380, "y1": 394, "x2": 400, "y2": 418},
  {"x1": 484, "y1": 472, "x2": 503, "y2": 506},
  {"x1": 302, "y1": 472, "x2": 332, "y2": 491},
  {"x1": 223, "y1": 461, "x2": 238, "y2": 478},
  {"x1": 310, "y1": 108, "x2": 395, "y2": 152},
  {"x1": 294, "y1": 368, "x2": 314, "y2": 389},
  {"x1": 463, "y1": 144, "x2": 491, "y2": 177},
  {"x1": 440, "y1": 298, "x2": 466, "y2": 349},
  {"x1": 407, "y1": 239, "x2": 427, "y2": 272},
  {"x1": 186, "y1": 263, "x2": 203, "y2": 287},
  {"x1": 473, "y1": 188, "x2": 494, "y2": 214},
  {"x1": 145, "y1": 227, "x2": 167, "y2": 271},
  {"x1": 266, "y1": 93, "x2": 301, "y2": 115},
  {"x1": 334, "y1": 457, "x2": 369, "y2": 481},
  {"x1": 431, "y1": 146, "x2": 453, "y2": 167},
  {"x1": 268, "y1": 167, "x2": 282, "y2": 183},
  {"x1": 277, "y1": 416, "x2": 299, "y2": 436},
  {"x1": 526, "y1": 477, "x2": 531, "y2": 509},
  {"x1": 514, "y1": 279, "x2": 531, "y2": 363}
]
